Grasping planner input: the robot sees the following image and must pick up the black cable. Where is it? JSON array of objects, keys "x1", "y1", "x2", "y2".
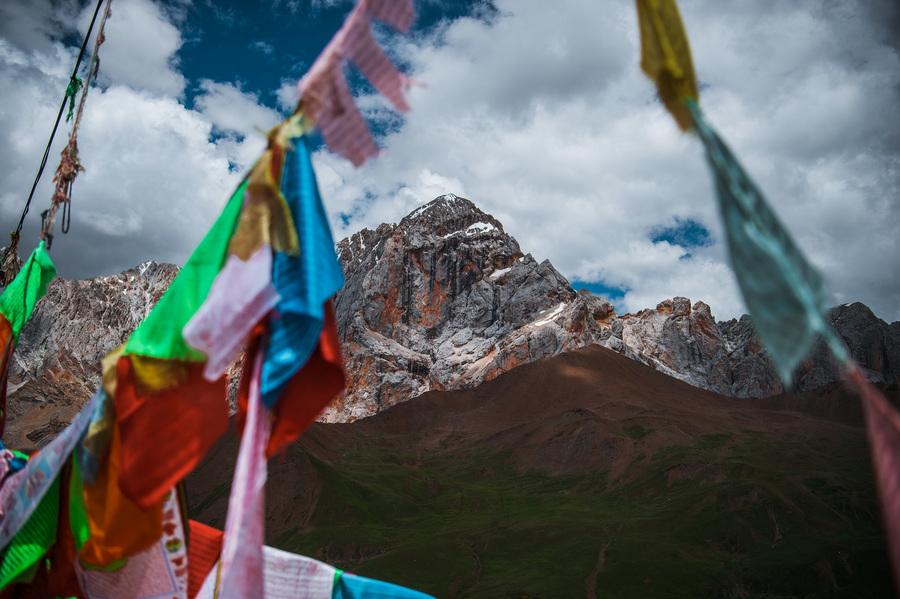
[
  {"x1": 60, "y1": 183, "x2": 72, "y2": 235},
  {"x1": 8, "y1": 0, "x2": 105, "y2": 242}
]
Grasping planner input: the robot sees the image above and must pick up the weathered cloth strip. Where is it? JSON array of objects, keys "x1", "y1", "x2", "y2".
[
  {"x1": 266, "y1": 302, "x2": 345, "y2": 457},
  {"x1": 80, "y1": 413, "x2": 163, "y2": 568},
  {"x1": 0, "y1": 242, "x2": 55, "y2": 436},
  {"x1": 298, "y1": 0, "x2": 414, "y2": 166},
  {"x1": 215, "y1": 351, "x2": 270, "y2": 599},
  {"x1": 0, "y1": 391, "x2": 96, "y2": 550},
  {"x1": 687, "y1": 101, "x2": 836, "y2": 383},
  {"x1": 636, "y1": 0, "x2": 698, "y2": 130},
  {"x1": 228, "y1": 151, "x2": 299, "y2": 261},
  {"x1": 236, "y1": 304, "x2": 344, "y2": 458},
  {"x1": 195, "y1": 546, "x2": 335, "y2": 599},
  {"x1": 197, "y1": 545, "x2": 436, "y2": 599},
  {"x1": 78, "y1": 389, "x2": 114, "y2": 486},
  {"x1": 0, "y1": 315, "x2": 13, "y2": 437},
  {"x1": 259, "y1": 545, "x2": 335, "y2": 599},
  {"x1": 77, "y1": 489, "x2": 188, "y2": 599},
  {"x1": 184, "y1": 245, "x2": 280, "y2": 382},
  {"x1": 261, "y1": 137, "x2": 345, "y2": 407}
]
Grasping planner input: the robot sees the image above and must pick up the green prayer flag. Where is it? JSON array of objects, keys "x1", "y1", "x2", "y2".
[
  {"x1": 0, "y1": 241, "x2": 56, "y2": 342},
  {"x1": 68, "y1": 455, "x2": 90, "y2": 551},
  {"x1": 124, "y1": 180, "x2": 247, "y2": 361},
  {"x1": 686, "y1": 101, "x2": 847, "y2": 382},
  {"x1": 0, "y1": 476, "x2": 60, "y2": 589}
]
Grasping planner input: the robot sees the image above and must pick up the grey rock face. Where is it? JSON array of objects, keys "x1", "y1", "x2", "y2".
[
  {"x1": 5, "y1": 262, "x2": 176, "y2": 448},
  {"x1": 325, "y1": 194, "x2": 609, "y2": 420}
]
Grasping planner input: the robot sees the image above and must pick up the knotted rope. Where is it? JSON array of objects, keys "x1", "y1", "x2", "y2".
[
  {"x1": 0, "y1": 0, "x2": 107, "y2": 284},
  {"x1": 39, "y1": 0, "x2": 113, "y2": 250}
]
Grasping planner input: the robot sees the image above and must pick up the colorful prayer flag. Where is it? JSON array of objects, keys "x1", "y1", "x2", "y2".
[
  {"x1": 183, "y1": 245, "x2": 281, "y2": 382},
  {"x1": 686, "y1": 101, "x2": 841, "y2": 382},
  {"x1": 0, "y1": 391, "x2": 96, "y2": 550},
  {"x1": 76, "y1": 490, "x2": 188, "y2": 599},
  {"x1": 261, "y1": 135, "x2": 345, "y2": 408},
  {"x1": 635, "y1": 0, "x2": 698, "y2": 130},
  {"x1": 299, "y1": 0, "x2": 414, "y2": 165},
  {"x1": 214, "y1": 351, "x2": 269, "y2": 599},
  {"x1": 0, "y1": 241, "x2": 56, "y2": 342}
]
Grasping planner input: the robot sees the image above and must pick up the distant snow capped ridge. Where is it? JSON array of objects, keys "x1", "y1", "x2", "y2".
[{"x1": 6, "y1": 194, "x2": 899, "y2": 441}]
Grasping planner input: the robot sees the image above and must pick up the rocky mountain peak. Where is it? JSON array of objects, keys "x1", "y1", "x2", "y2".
[
  {"x1": 4, "y1": 196, "x2": 898, "y2": 440},
  {"x1": 399, "y1": 193, "x2": 505, "y2": 238}
]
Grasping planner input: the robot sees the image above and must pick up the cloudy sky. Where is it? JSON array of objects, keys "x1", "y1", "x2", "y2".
[{"x1": 1, "y1": 0, "x2": 898, "y2": 321}]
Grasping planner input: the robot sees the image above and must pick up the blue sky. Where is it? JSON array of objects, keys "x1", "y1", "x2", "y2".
[
  {"x1": 0, "y1": 0, "x2": 897, "y2": 320},
  {"x1": 175, "y1": 0, "x2": 488, "y2": 117}
]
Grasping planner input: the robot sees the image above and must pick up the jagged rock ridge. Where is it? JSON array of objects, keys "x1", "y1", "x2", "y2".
[
  {"x1": 6, "y1": 195, "x2": 899, "y2": 435},
  {"x1": 324, "y1": 194, "x2": 900, "y2": 420}
]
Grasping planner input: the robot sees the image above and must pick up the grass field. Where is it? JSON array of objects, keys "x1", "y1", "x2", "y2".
[{"x1": 269, "y1": 430, "x2": 890, "y2": 598}]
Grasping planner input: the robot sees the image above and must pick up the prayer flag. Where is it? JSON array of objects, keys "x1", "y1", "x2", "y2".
[
  {"x1": 687, "y1": 101, "x2": 838, "y2": 382},
  {"x1": 636, "y1": 0, "x2": 698, "y2": 131},
  {"x1": 261, "y1": 135, "x2": 345, "y2": 408},
  {"x1": 299, "y1": 0, "x2": 414, "y2": 165}
]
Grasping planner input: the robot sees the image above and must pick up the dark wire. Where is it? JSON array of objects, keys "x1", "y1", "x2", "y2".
[{"x1": 9, "y1": 0, "x2": 106, "y2": 241}]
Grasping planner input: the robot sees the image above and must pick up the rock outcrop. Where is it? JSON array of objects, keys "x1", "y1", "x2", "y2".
[
  {"x1": 5, "y1": 262, "x2": 176, "y2": 448},
  {"x1": 5, "y1": 194, "x2": 898, "y2": 434},
  {"x1": 326, "y1": 194, "x2": 616, "y2": 420}
]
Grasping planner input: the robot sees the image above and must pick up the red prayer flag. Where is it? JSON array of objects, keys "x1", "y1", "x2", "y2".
[
  {"x1": 187, "y1": 520, "x2": 224, "y2": 599},
  {"x1": 114, "y1": 357, "x2": 228, "y2": 509}
]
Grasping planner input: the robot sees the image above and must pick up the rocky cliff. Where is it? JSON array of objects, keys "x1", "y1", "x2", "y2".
[
  {"x1": 5, "y1": 262, "x2": 176, "y2": 447},
  {"x1": 323, "y1": 195, "x2": 899, "y2": 420},
  {"x1": 5, "y1": 195, "x2": 898, "y2": 437}
]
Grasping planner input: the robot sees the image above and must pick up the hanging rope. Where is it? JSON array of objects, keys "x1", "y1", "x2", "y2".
[
  {"x1": 40, "y1": 0, "x2": 113, "y2": 250},
  {"x1": 0, "y1": 0, "x2": 106, "y2": 283}
]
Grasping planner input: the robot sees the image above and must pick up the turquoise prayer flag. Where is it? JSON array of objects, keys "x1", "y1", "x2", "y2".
[
  {"x1": 686, "y1": 100, "x2": 847, "y2": 382},
  {"x1": 333, "y1": 571, "x2": 435, "y2": 599},
  {"x1": 261, "y1": 135, "x2": 345, "y2": 407}
]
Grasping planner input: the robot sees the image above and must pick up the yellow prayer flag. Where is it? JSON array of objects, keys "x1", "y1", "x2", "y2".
[{"x1": 636, "y1": 0, "x2": 698, "y2": 130}]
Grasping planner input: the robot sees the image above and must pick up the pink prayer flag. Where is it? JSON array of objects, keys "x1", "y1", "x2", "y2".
[
  {"x1": 366, "y1": 0, "x2": 414, "y2": 32},
  {"x1": 183, "y1": 244, "x2": 280, "y2": 381},
  {"x1": 298, "y1": 0, "x2": 414, "y2": 166},
  {"x1": 847, "y1": 365, "x2": 900, "y2": 584},
  {"x1": 215, "y1": 350, "x2": 271, "y2": 599},
  {"x1": 77, "y1": 490, "x2": 188, "y2": 599},
  {"x1": 343, "y1": 15, "x2": 410, "y2": 113}
]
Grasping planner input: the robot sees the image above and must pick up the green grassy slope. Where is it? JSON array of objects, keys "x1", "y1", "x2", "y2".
[
  {"x1": 188, "y1": 346, "x2": 893, "y2": 598},
  {"x1": 271, "y1": 433, "x2": 888, "y2": 598}
]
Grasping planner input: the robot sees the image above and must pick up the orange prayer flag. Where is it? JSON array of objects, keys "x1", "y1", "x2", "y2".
[{"x1": 80, "y1": 422, "x2": 163, "y2": 567}]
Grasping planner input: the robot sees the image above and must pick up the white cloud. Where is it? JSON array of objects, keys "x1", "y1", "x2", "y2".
[
  {"x1": 1, "y1": 0, "x2": 897, "y2": 324},
  {"x1": 88, "y1": 0, "x2": 186, "y2": 97},
  {"x1": 315, "y1": 0, "x2": 900, "y2": 321},
  {"x1": 275, "y1": 79, "x2": 299, "y2": 112},
  {"x1": 250, "y1": 40, "x2": 274, "y2": 55},
  {"x1": 0, "y1": 0, "x2": 272, "y2": 279}
]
